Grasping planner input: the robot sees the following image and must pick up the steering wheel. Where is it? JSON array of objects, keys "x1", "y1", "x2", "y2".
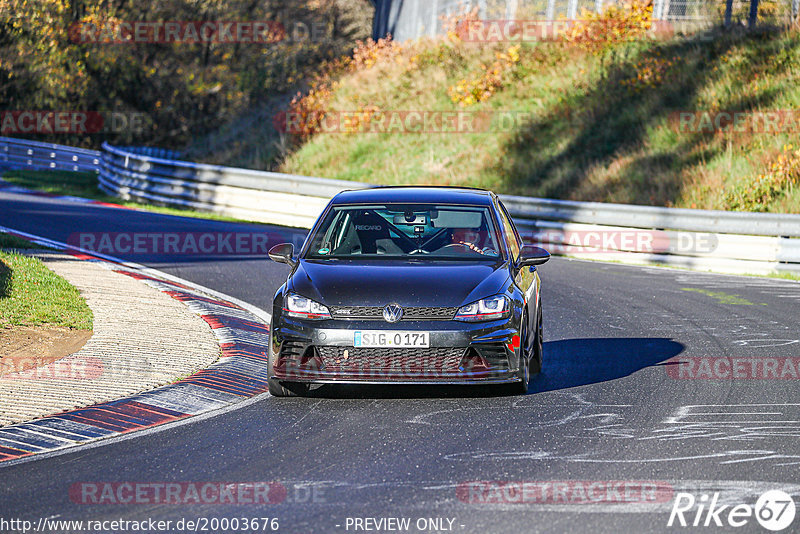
[{"x1": 440, "y1": 243, "x2": 479, "y2": 254}]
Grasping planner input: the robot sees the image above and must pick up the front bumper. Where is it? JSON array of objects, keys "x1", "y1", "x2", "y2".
[{"x1": 269, "y1": 317, "x2": 523, "y2": 384}]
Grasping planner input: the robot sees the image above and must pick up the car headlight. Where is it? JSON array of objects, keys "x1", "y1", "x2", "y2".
[
  {"x1": 454, "y1": 295, "x2": 510, "y2": 322},
  {"x1": 284, "y1": 293, "x2": 331, "y2": 320}
]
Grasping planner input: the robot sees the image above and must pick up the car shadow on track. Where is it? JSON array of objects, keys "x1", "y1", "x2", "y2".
[
  {"x1": 529, "y1": 337, "x2": 684, "y2": 394},
  {"x1": 300, "y1": 337, "x2": 683, "y2": 399}
]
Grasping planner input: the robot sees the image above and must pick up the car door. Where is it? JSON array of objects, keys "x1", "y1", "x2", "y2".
[{"x1": 496, "y1": 199, "x2": 538, "y2": 333}]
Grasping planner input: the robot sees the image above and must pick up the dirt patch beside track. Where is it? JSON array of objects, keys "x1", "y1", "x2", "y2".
[{"x1": 0, "y1": 326, "x2": 92, "y2": 376}]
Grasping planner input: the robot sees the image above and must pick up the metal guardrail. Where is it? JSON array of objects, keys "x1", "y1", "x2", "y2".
[
  {"x1": 1, "y1": 136, "x2": 799, "y2": 276},
  {"x1": 98, "y1": 142, "x2": 366, "y2": 228},
  {"x1": 373, "y1": 0, "x2": 790, "y2": 43},
  {"x1": 0, "y1": 136, "x2": 101, "y2": 173},
  {"x1": 113, "y1": 145, "x2": 183, "y2": 160},
  {"x1": 500, "y1": 194, "x2": 800, "y2": 237}
]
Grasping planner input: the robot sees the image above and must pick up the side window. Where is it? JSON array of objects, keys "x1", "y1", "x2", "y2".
[{"x1": 497, "y1": 201, "x2": 521, "y2": 261}]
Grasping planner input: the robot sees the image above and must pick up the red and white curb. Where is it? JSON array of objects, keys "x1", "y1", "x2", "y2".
[{"x1": 0, "y1": 225, "x2": 275, "y2": 465}]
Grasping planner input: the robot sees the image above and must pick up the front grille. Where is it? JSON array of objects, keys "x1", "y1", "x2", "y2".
[
  {"x1": 404, "y1": 306, "x2": 459, "y2": 320},
  {"x1": 315, "y1": 346, "x2": 465, "y2": 375},
  {"x1": 329, "y1": 305, "x2": 457, "y2": 321}
]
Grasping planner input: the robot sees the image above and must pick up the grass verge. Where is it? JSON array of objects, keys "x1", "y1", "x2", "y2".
[
  {"x1": 0, "y1": 248, "x2": 93, "y2": 330},
  {"x1": 0, "y1": 233, "x2": 47, "y2": 250}
]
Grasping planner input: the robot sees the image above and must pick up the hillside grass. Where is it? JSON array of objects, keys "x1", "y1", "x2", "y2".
[{"x1": 279, "y1": 27, "x2": 800, "y2": 213}]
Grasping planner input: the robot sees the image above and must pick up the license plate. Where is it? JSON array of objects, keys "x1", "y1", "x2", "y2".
[{"x1": 354, "y1": 331, "x2": 430, "y2": 348}]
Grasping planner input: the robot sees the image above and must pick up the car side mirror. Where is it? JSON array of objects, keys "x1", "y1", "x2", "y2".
[
  {"x1": 518, "y1": 245, "x2": 550, "y2": 267},
  {"x1": 268, "y1": 243, "x2": 296, "y2": 267}
]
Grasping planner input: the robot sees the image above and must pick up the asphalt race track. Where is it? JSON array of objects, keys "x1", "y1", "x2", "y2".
[{"x1": 2, "y1": 188, "x2": 800, "y2": 533}]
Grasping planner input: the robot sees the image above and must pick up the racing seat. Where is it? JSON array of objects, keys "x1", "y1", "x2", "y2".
[{"x1": 350, "y1": 211, "x2": 404, "y2": 255}]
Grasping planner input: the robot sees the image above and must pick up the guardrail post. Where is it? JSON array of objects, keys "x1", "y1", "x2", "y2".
[
  {"x1": 505, "y1": 0, "x2": 518, "y2": 20},
  {"x1": 594, "y1": 0, "x2": 604, "y2": 15},
  {"x1": 429, "y1": 0, "x2": 438, "y2": 37},
  {"x1": 748, "y1": 0, "x2": 759, "y2": 28},
  {"x1": 567, "y1": 0, "x2": 578, "y2": 19},
  {"x1": 653, "y1": 0, "x2": 662, "y2": 20},
  {"x1": 724, "y1": 0, "x2": 734, "y2": 27}
]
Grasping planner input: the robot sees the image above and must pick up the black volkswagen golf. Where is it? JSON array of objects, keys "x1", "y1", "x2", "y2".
[{"x1": 267, "y1": 186, "x2": 549, "y2": 396}]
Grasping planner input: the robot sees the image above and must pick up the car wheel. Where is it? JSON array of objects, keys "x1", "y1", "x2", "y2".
[
  {"x1": 268, "y1": 378, "x2": 310, "y2": 397},
  {"x1": 511, "y1": 313, "x2": 530, "y2": 395},
  {"x1": 531, "y1": 302, "x2": 543, "y2": 375}
]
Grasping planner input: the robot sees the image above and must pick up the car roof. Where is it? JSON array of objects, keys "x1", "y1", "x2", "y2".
[{"x1": 330, "y1": 186, "x2": 495, "y2": 206}]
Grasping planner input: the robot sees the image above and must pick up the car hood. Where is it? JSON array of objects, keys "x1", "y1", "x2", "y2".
[{"x1": 289, "y1": 259, "x2": 510, "y2": 308}]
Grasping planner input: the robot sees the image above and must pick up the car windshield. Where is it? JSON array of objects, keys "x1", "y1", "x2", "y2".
[{"x1": 304, "y1": 203, "x2": 502, "y2": 260}]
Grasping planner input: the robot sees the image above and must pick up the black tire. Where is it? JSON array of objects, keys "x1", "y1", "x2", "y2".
[
  {"x1": 531, "y1": 302, "x2": 543, "y2": 375},
  {"x1": 268, "y1": 378, "x2": 309, "y2": 397},
  {"x1": 510, "y1": 312, "x2": 530, "y2": 395}
]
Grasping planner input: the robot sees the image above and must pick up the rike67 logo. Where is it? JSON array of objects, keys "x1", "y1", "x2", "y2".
[{"x1": 668, "y1": 490, "x2": 796, "y2": 531}]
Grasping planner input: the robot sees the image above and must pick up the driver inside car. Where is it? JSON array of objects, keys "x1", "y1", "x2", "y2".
[{"x1": 449, "y1": 227, "x2": 487, "y2": 254}]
